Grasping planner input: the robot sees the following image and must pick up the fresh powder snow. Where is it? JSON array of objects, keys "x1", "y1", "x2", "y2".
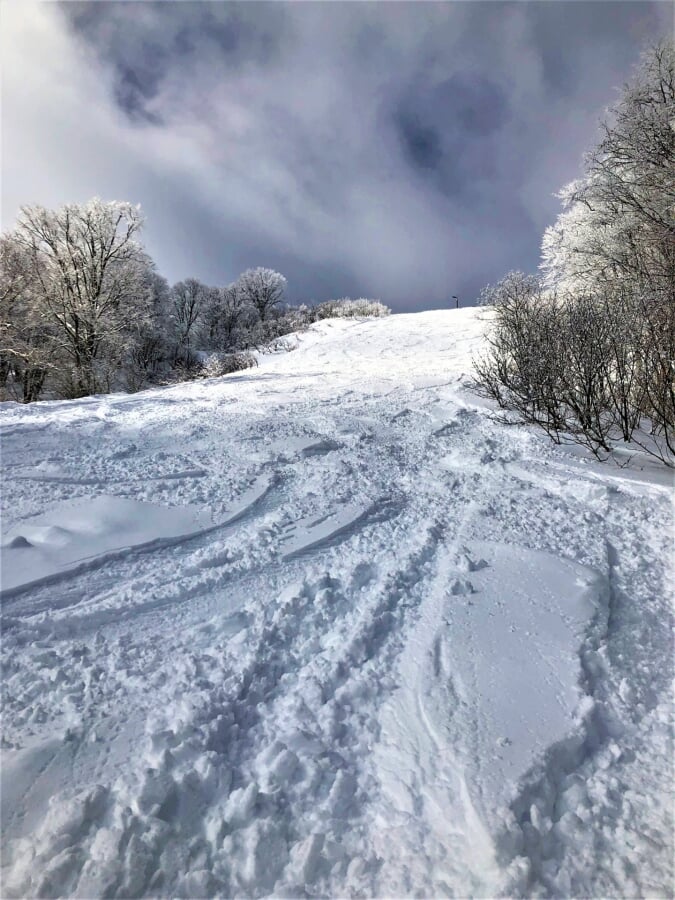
[{"x1": 1, "y1": 309, "x2": 673, "y2": 898}]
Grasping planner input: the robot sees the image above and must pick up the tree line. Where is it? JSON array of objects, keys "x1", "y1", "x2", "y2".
[
  {"x1": 0, "y1": 204, "x2": 388, "y2": 403},
  {"x1": 476, "y1": 42, "x2": 674, "y2": 467}
]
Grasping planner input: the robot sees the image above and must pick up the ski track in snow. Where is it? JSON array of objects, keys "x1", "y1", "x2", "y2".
[{"x1": 1, "y1": 310, "x2": 673, "y2": 898}]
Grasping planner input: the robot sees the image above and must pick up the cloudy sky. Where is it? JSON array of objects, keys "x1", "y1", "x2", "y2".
[{"x1": 1, "y1": 2, "x2": 670, "y2": 310}]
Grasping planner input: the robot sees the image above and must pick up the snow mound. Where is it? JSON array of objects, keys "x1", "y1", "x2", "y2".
[{"x1": 1, "y1": 496, "x2": 213, "y2": 594}]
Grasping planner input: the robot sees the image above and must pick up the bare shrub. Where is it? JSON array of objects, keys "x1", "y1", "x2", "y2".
[
  {"x1": 475, "y1": 274, "x2": 674, "y2": 465},
  {"x1": 474, "y1": 274, "x2": 568, "y2": 446}
]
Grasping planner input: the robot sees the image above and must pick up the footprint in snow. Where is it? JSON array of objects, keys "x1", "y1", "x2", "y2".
[
  {"x1": 450, "y1": 578, "x2": 475, "y2": 596},
  {"x1": 300, "y1": 439, "x2": 343, "y2": 458}
]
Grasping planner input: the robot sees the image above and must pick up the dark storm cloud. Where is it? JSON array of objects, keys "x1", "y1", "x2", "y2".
[
  {"x1": 527, "y1": 1, "x2": 669, "y2": 97},
  {"x1": 2, "y1": 2, "x2": 671, "y2": 309},
  {"x1": 397, "y1": 113, "x2": 443, "y2": 172},
  {"x1": 62, "y1": 2, "x2": 289, "y2": 123},
  {"x1": 114, "y1": 66, "x2": 165, "y2": 125},
  {"x1": 395, "y1": 74, "x2": 510, "y2": 202}
]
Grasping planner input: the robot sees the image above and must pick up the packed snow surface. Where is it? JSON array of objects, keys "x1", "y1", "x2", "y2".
[{"x1": 1, "y1": 309, "x2": 673, "y2": 898}]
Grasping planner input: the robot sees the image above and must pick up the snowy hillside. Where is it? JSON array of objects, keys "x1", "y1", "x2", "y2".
[{"x1": 1, "y1": 308, "x2": 673, "y2": 898}]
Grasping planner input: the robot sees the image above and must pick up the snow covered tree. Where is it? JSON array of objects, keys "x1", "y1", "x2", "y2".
[
  {"x1": 0, "y1": 235, "x2": 53, "y2": 401},
  {"x1": 542, "y1": 42, "x2": 674, "y2": 302},
  {"x1": 3, "y1": 199, "x2": 154, "y2": 397},
  {"x1": 235, "y1": 267, "x2": 287, "y2": 322}
]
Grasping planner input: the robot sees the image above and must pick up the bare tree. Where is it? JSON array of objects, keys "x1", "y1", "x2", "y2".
[
  {"x1": 124, "y1": 271, "x2": 173, "y2": 390},
  {"x1": 205, "y1": 283, "x2": 256, "y2": 350},
  {"x1": 169, "y1": 278, "x2": 210, "y2": 361}
]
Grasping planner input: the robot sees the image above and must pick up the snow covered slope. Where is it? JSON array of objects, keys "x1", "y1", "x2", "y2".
[{"x1": 1, "y1": 309, "x2": 673, "y2": 898}]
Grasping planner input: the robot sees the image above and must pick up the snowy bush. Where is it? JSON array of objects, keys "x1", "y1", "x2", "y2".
[
  {"x1": 201, "y1": 351, "x2": 258, "y2": 377},
  {"x1": 311, "y1": 298, "x2": 390, "y2": 320},
  {"x1": 258, "y1": 336, "x2": 298, "y2": 354},
  {"x1": 165, "y1": 351, "x2": 257, "y2": 382},
  {"x1": 158, "y1": 351, "x2": 257, "y2": 385}
]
